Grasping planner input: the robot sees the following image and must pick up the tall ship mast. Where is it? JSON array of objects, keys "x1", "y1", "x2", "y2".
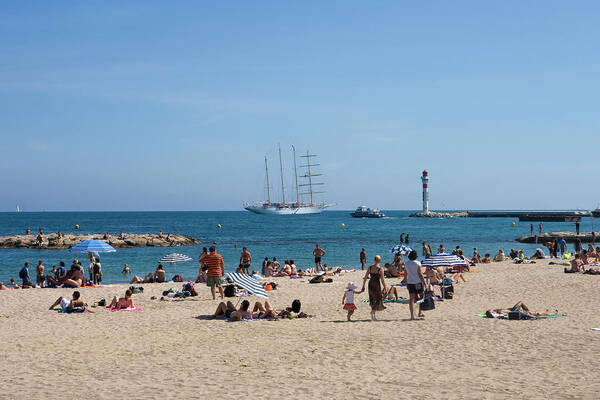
[{"x1": 244, "y1": 145, "x2": 336, "y2": 215}]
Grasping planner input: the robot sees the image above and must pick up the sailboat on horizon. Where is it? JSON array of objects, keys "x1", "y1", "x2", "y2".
[
  {"x1": 16, "y1": 205, "x2": 20, "y2": 212},
  {"x1": 244, "y1": 145, "x2": 336, "y2": 215}
]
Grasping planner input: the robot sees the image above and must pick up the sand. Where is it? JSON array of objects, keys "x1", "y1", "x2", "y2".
[{"x1": 1, "y1": 259, "x2": 599, "y2": 399}]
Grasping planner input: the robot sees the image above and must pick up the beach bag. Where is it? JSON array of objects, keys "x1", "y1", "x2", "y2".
[
  {"x1": 442, "y1": 285, "x2": 454, "y2": 299},
  {"x1": 173, "y1": 275, "x2": 183, "y2": 282},
  {"x1": 420, "y1": 296, "x2": 435, "y2": 311},
  {"x1": 224, "y1": 284, "x2": 236, "y2": 297},
  {"x1": 19, "y1": 267, "x2": 27, "y2": 279},
  {"x1": 182, "y1": 282, "x2": 198, "y2": 296}
]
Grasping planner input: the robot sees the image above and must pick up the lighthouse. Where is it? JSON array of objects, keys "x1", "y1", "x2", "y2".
[{"x1": 421, "y1": 170, "x2": 429, "y2": 214}]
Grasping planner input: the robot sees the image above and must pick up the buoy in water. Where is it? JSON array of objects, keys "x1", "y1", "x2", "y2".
[
  {"x1": 217, "y1": 224, "x2": 222, "y2": 229},
  {"x1": 511, "y1": 222, "x2": 516, "y2": 227},
  {"x1": 340, "y1": 223, "x2": 345, "y2": 228},
  {"x1": 75, "y1": 224, "x2": 80, "y2": 229}
]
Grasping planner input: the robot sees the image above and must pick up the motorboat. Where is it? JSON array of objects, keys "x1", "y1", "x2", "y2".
[{"x1": 350, "y1": 206, "x2": 385, "y2": 218}]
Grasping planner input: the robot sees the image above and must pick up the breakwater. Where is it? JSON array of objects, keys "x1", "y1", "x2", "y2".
[{"x1": 0, "y1": 233, "x2": 200, "y2": 249}]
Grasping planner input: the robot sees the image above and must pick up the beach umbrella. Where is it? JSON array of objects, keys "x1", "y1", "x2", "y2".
[
  {"x1": 421, "y1": 253, "x2": 467, "y2": 268},
  {"x1": 69, "y1": 240, "x2": 116, "y2": 253},
  {"x1": 389, "y1": 244, "x2": 412, "y2": 256},
  {"x1": 225, "y1": 272, "x2": 268, "y2": 299},
  {"x1": 159, "y1": 253, "x2": 192, "y2": 264}
]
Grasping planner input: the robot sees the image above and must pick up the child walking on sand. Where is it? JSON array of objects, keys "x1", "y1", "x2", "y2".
[{"x1": 342, "y1": 282, "x2": 363, "y2": 321}]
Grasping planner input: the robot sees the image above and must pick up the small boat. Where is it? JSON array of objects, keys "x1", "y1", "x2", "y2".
[
  {"x1": 592, "y1": 207, "x2": 600, "y2": 218},
  {"x1": 350, "y1": 206, "x2": 385, "y2": 218}
]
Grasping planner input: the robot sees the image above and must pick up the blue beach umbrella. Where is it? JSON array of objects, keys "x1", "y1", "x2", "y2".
[
  {"x1": 389, "y1": 244, "x2": 412, "y2": 256},
  {"x1": 421, "y1": 253, "x2": 467, "y2": 268},
  {"x1": 69, "y1": 240, "x2": 116, "y2": 253}
]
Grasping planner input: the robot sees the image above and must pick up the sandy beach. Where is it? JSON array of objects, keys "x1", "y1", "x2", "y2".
[{"x1": 1, "y1": 259, "x2": 599, "y2": 400}]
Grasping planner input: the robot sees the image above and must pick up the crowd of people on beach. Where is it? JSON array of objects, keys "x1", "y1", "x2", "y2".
[
  {"x1": 2, "y1": 256, "x2": 103, "y2": 290},
  {"x1": 1, "y1": 232, "x2": 591, "y2": 324}
]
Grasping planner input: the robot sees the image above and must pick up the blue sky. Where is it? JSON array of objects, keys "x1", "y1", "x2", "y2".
[{"x1": 1, "y1": 1, "x2": 598, "y2": 211}]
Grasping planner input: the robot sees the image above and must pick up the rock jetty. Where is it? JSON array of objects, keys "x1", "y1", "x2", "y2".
[
  {"x1": 409, "y1": 211, "x2": 468, "y2": 218},
  {"x1": 515, "y1": 231, "x2": 598, "y2": 244},
  {"x1": 0, "y1": 233, "x2": 200, "y2": 249}
]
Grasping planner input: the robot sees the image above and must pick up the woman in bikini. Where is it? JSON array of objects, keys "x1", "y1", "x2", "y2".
[
  {"x1": 109, "y1": 289, "x2": 134, "y2": 309},
  {"x1": 485, "y1": 301, "x2": 554, "y2": 319}
]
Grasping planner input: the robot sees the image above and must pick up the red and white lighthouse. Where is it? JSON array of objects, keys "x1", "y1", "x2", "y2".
[{"x1": 421, "y1": 170, "x2": 429, "y2": 214}]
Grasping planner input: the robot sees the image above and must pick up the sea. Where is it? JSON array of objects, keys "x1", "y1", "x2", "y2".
[{"x1": 0, "y1": 211, "x2": 592, "y2": 285}]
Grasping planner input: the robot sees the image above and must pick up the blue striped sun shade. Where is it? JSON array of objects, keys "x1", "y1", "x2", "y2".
[
  {"x1": 421, "y1": 253, "x2": 467, "y2": 267},
  {"x1": 159, "y1": 253, "x2": 192, "y2": 264},
  {"x1": 225, "y1": 273, "x2": 268, "y2": 299},
  {"x1": 69, "y1": 240, "x2": 116, "y2": 253},
  {"x1": 389, "y1": 244, "x2": 413, "y2": 255}
]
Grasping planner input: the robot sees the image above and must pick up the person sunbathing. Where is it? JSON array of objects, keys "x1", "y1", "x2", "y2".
[
  {"x1": 482, "y1": 254, "x2": 492, "y2": 264},
  {"x1": 49, "y1": 291, "x2": 85, "y2": 311},
  {"x1": 385, "y1": 263, "x2": 402, "y2": 278},
  {"x1": 382, "y1": 286, "x2": 402, "y2": 300},
  {"x1": 277, "y1": 299, "x2": 308, "y2": 318},
  {"x1": 251, "y1": 301, "x2": 277, "y2": 318},
  {"x1": 129, "y1": 275, "x2": 144, "y2": 284},
  {"x1": 531, "y1": 249, "x2": 546, "y2": 259},
  {"x1": 62, "y1": 265, "x2": 84, "y2": 288},
  {"x1": 10, "y1": 278, "x2": 20, "y2": 289},
  {"x1": 109, "y1": 289, "x2": 134, "y2": 309},
  {"x1": 472, "y1": 248, "x2": 482, "y2": 263},
  {"x1": 322, "y1": 265, "x2": 344, "y2": 275},
  {"x1": 485, "y1": 301, "x2": 554, "y2": 319},
  {"x1": 154, "y1": 265, "x2": 166, "y2": 283},
  {"x1": 425, "y1": 266, "x2": 443, "y2": 285},
  {"x1": 0, "y1": 282, "x2": 8, "y2": 290},
  {"x1": 276, "y1": 263, "x2": 292, "y2": 276},
  {"x1": 493, "y1": 249, "x2": 505, "y2": 262},
  {"x1": 289, "y1": 260, "x2": 298, "y2": 275},
  {"x1": 213, "y1": 301, "x2": 237, "y2": 319},
  {"x1": 213, "y1": 300, "x2": 255, "y2": 321},
  {"x1": 565, "y1": 254, "x2": 584, "y2": 273}
]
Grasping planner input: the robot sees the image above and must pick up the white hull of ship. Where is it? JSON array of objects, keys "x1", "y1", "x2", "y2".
[{"x1": 245, "y1": 204, "x2": 330, "y2": 215}]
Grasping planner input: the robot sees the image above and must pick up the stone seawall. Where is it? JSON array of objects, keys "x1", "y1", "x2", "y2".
[{"x1": 0, "y1": 233, "x2": 200, "y2": 249}]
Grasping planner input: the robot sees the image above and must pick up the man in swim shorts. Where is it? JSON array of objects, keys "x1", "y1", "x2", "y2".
[
  {"x1": 313, "y1": 243, "x2": 326, "y2": 272},
  {"x1": 204, "y1": 246, "x2": 225, "y2": 300},
  {"x1": 239, "y1": 247, "x2": 252, "y2": 275},
  {"x1": 49, "y1": 291, "x2": 85, "y2": 311}
]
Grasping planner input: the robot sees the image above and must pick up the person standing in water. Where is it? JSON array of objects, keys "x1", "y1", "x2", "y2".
[
  {"x1": 400, "y1": 233, "x2": 405, "y2": 243},
  {"x1": 313, "y1": 243, "x2": 326, "y2": 272},
  {"x1": 359, "y1": 248, "x2": 366, "y2": 270},
  {"x1": 361, "y1": 255, "x2": 388, "y2": 321}
]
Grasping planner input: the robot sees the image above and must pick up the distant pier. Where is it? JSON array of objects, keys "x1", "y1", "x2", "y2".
[
  {"x1": 409, "y1": 210, "x2": 591, "y2": 221},
  {"x1": 467, "y1": 210, "x2": 590, "y2": 222},
  {"x1": 515, "y1": 232, "x2": 598, "y2": 244}
]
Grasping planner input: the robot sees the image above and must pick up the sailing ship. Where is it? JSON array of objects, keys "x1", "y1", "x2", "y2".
[{"x1": 244, "y1": 145, "x2": 336, "y2": 215}]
